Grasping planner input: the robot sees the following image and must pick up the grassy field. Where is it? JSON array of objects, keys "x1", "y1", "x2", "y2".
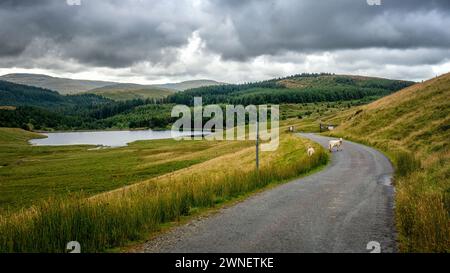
[
  {"x1": 0, "y1": 128, "x2": 255, "y2": 211},
  {"x1": 321, "y1": 73, "x2": 450, "y2": 252},
  {"x1": 0, "y1": 124, "x2": 328, "y2": 252}
]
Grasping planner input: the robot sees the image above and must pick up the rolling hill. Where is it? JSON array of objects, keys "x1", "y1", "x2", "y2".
[
  {"x1": 0, "y1": 80, "x2": 157, "y2": 130},
  {"x1": 0, "y1": 73, "x2": 416, "y2": 131},
  {"x1": 325, "y1": 73, "x2": 450, "y2": 252},
  {"x1": 0, "y1": 73, "x2": 225, "y2": 96},
  {"x1": 167, "y1": 73, "x2": 415, "y2": 105},
  {"x1": 86, "y1": 83, "x2": 175, "y2": 101},
  {"x1": 0, "y1": 80, "x2": 110, "y2": 108},
  {"x1": 156, "y1": 79, "x2": 225, "y2": 91},
  {"x1": 0, "y1": 73, "x2": 115, "y2": 95}
]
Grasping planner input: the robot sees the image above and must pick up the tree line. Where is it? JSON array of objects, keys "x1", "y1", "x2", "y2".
[{"x1": 0, "y1": 74, "x2": 414, "y2": 131}]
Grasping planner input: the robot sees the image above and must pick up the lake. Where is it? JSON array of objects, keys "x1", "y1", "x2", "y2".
[{"x1": 29, "y1": 130, "x2": 207, "y2": 147}]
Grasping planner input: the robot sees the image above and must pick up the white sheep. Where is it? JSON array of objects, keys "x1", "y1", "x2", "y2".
[
  {"x1": 307, "y1": 146, "x2": 315, "y2": 157},
  {"x1": 328, "y1": 138, "x2": 343, "y2": 152}
]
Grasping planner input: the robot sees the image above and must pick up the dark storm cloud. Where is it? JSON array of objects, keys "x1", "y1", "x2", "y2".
[
  {"x1": 202, "y1": 0, "x2": 450, "y2": 60},
  {"x1": 0, "y1": 0, "x2": 202, "y2": 67},
  {"x1": 0, "y1": 0, "x2": 449, "y2": 69}
]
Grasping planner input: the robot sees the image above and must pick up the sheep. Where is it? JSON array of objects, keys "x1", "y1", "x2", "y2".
[
  {"x1": 307, "y1": 146, "x2": 315, "y2": 157},
  {"x1": 328, "y1": 138, "x2": 343, "y2": 152}
]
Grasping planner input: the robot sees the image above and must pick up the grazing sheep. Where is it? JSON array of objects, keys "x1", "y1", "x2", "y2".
[
  {"x1": 328, "y1": 138, "x2": 343, "y2": 152},
  {"x1": 307, "y1": 146, "x2": 315, "y2": 157}
]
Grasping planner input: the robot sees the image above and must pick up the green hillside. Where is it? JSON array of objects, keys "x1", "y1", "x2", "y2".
[
  {"x1": 0, "y1": 73, "x2": 224, "y2": 95},
  {"x1": 157, "y1": 79, "x2": 225, "y2": 91},
  {"x1": 0, "y1": 80, "x2": 111, "y2": 109},
  {"x1": 0, "y1": 73, "x2": 415, "y2": 132},
  {"x1": 0, "y1": 80, "x2": 158, "y2": 130},
  {"x1": 166, "y1": 73, "x2": 414, "y2": 105},
  {"x1": 0, "y1": 73, "x2": 114, "y2": 94},
  {"x1": 86, "y1": 83, "x2": 174, "y2": 101}
]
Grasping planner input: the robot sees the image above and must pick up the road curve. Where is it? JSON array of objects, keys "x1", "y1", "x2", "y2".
[{"x1": 136, "y1": 133, "x2": 396, "y2": 253}]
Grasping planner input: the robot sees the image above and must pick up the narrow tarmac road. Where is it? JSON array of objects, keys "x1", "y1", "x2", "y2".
[{"x1": 136, "y1": 133, "x2": 396, "y2": 253}]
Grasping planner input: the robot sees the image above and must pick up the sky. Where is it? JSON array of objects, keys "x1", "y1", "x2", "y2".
[{"x1": 0, "y1": 0, "x2": 449, "y2": 84}]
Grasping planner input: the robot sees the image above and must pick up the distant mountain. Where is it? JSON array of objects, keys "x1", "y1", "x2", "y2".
[
  {"x1": 0, "y1": 73, "x2": 225, "y2": 95},
  {"x1": 0, "y1": 80, "x2": 152, "y2": 130},
  {"x1": 0, "y1": 80, "x2": 110, "y2": 109},
  {"x1": 0, "y1": 73, "x2": 115, "y2": 95},
  {"x1": 86, "y1": 83, "x2": 175, "y2": 101},
  {"x1": 156, "y1": 79, "x2": 225, "y2": 91}
]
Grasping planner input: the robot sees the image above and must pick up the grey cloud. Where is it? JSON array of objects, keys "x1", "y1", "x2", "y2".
[
  {"x1": 0, "y1": 0, "x2": 449, "y2": 74},
  {"x1": 334, "y1": 48, "x2": 450, "y2": 67},
  {"x1": 0, "y1": 0, "x2": 202, "y2": 67},
  {"x1": 202, "y1": 0, "x2": 450, "y2": 60}
]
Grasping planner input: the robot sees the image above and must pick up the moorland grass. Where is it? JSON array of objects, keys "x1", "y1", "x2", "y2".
[{"x1": 0, "y1": 132, "x2": 328, "y2": 252}]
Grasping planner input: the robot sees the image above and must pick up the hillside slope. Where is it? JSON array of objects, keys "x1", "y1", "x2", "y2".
[
  {"x1": 157, "y1": 79, "x2": 225, "y2": 91},
  {"x1": 0, "y1": 73, "x2": 115, "y2": 94},
  {"x1": 0, "y1": 80, "x2": 110, "y2": 108},
  {"x1": 86, "y1": 83, "x2": 174, "y2": 101},
  {"x1": 328, "y1": 73, "x2": 450, "y2": 252},
  {"x1": 0, "y1": 73, "x2": 225, "y2": 95},
  {"x1": 0, "y1": 80, "x2": 160, "y2": 130},
  {"x1": 167, "y1": 73, "x2": 414, "y2": 105}
]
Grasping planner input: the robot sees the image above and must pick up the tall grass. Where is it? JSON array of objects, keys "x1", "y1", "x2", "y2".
[
  {"x1": 395, "y1": 153, "x2": 450, "y2": 252},
  {"x1": 0, "y1": 148, "x2": 328, "y2": 253},
  {"x1": 394, "y1": 151, "x2": 422, "y2": 177},
  {"x1": 396, "y1": 171, "x2": 450, "y2": 252}
]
